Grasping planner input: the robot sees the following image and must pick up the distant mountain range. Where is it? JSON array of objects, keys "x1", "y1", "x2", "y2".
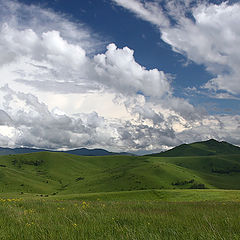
[
  {"x1": 0, "y1": 139, "x2": 239, "y2": 157},
  {"x1": 0, "y1": 147, "x2": 133, "y2": 156},
  {"x1": 148, "y1": 139, "x2": 240, "y2": 157}
]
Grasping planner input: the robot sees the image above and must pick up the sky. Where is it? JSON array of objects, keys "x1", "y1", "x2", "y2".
[{"x1": 0, "y1": 0, "x2": 239, "y2": 154}]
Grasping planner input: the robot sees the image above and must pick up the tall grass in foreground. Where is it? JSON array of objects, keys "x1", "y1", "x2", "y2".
[{"x1": 0, "y1": 197, "x2": 240, "y2": 240}]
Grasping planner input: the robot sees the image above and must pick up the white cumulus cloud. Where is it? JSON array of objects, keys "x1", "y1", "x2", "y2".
[{"x1": 113, "y1": 0, "x2": 240, "y2": 95}]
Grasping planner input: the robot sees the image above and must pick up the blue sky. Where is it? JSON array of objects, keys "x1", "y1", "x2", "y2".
[
  {"x1": 0, "y1": 0, "x2": 239, "y2": 153},
  {"x1": 18, "y1": 0, "x2": 239, "y2": 114}
]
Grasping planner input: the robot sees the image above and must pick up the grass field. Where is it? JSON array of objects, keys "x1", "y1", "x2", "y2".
[
  {"x1": 1, "y1": 190, "x2": 240, "y2": 240},
  {"x1": 0, "y1": 142, "x2": 239, "y2": 239}
]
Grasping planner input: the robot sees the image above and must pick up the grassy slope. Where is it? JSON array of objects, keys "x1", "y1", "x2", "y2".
[
  {"x1": 0, "y1": 151, "x2": 240, "y2": 195},
  {"x1": 1, "y1": 152, "x2": 199, "y2": 194},
  {"x1": 150, "y1": 139, "x2": 240, "y2": 157},
  {"x1": 150, "y1": 154, "x2": 240, "y2": 189}
]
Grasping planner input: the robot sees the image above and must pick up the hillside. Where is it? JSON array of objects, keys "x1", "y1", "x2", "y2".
[
  {"x1": 0, "y1": 149, "x2": 240, "y2": 194},
  {"x1": 149, "y1": 139, "x2": 240, "y2": 157}
]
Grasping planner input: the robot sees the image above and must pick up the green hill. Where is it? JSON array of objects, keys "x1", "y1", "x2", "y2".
[
  {"x1": 0, "y1": 148, "x2": 240, "y2": 194},
  {"x1": 149, "y1": 139, "x2": 240, "y2": 157}
]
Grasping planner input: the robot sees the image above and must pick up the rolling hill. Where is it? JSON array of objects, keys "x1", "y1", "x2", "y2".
[
  {"x1": 0, "y1": 138, "x2": 239, "y2": 195},
  {"x1": 149, "y1": 139, "x2": 240, "y2": 157}
]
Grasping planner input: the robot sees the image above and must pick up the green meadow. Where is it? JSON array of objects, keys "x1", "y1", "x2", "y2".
[
  {"x1": 0, "y1": 139, "x2": 240, "y2": 239},
  {"x1": 1, "y1": 192, "x2": 240, "y2": 240}
]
